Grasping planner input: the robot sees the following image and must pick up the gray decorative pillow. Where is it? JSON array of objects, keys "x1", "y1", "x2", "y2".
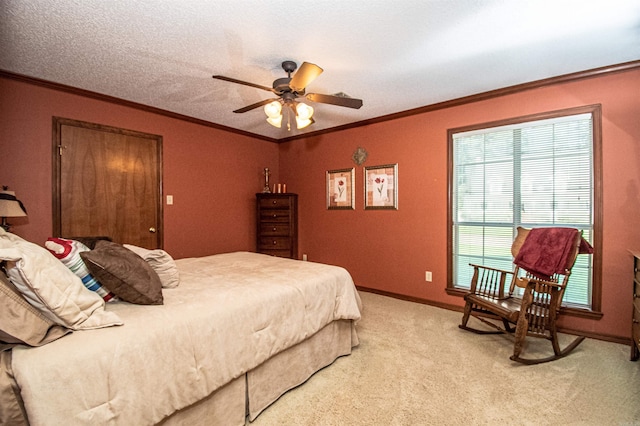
[
  {"x1": 80, "y1": 241, "x2": 163, "y2": 305},
  {"x1": 123, "y1": 244, "x2": 180, "y2": 288},
  {"x1": 0, "y1": 270, "x2": 71, "y2": 347}
]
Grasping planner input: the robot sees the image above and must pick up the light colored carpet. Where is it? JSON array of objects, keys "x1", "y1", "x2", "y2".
[{"x1": 250, "y1": 291, "x2": 640, "y2": 425}]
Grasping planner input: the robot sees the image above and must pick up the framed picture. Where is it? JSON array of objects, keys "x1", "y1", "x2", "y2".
[
  {"x1": 364, "y1": 164, "x2": 398, "y2": 210},
  {"x1": 326, "y1": 168, "x2": 355, "y2": 210}
]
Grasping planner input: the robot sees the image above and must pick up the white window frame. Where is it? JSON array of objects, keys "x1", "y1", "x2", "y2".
[{"x1": 447, "y1": 105, "x2": 602, "y2": 314}]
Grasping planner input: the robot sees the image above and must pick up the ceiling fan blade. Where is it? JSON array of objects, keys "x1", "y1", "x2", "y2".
[
  {"x1": 289, "y1": 62, "x2": 323, "y2": 92},
  {"x1": 212, "y1": 75, "x2": 275, "y2": 93},
  {"x1": 305, "y1": 93, "x2": 363, "y2": 109},
  {"x1": 233, "y1": 98, "x2": 278, "y2": 113}
]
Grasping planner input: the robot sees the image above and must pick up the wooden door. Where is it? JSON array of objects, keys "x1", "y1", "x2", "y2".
[{"x1": 53, "y1": 118, "x2": 163, "y2": 249}]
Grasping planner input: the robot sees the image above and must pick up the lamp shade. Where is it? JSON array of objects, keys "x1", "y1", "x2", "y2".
[
  {"x1": 264, "y1": 101, "x2": 282, "y2": 118},
  {"x1": 295, "y1": 116, "x2": 314, "y2": 129},
  {"x1": 294, "y1": 102, "x2": 314, "y2": 129},
  {"x1": 266, "y1": 115, "x2": 282, "y2": 128},
  {"x1": 295, "y1": 102, "x2": 314, "y2": 120},
  {"x1": 0, "y1": 189, "x2": 27, "y2": 218}
]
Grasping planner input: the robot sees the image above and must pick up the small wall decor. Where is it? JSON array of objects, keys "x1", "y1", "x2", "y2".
[
  {"x1": 352, "y1": 147, "x2": 368, "y2": 165},
  {"x1": 364, "y1": 164, "x2": 398, "y2": 210},
  {"x1": 326, "y1": 168, "x2": 355, "y2": 210}
]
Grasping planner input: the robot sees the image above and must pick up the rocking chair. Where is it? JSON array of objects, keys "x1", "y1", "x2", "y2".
[{"x1": 459, "y1": 226, "x2": 593, "y2": 365}]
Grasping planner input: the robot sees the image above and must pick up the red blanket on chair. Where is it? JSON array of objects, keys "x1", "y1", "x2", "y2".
[{"x1": 514, "y1": 227, "x2": 594, "y2": 279}]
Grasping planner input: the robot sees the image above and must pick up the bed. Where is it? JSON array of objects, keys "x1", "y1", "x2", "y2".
[{"x1": 0, "y1": 230, "x2": 362, "y2": 425}]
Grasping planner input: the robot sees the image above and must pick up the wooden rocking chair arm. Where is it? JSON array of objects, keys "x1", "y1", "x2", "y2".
[
  {"x1": 469, "y1": 264, "x2": 514, "y2": 276},
  {"x1": 516, "y1": 276, "x2": 566, "y2": 291},
  {"x1": 468, "y1": 264, "x2": 514, "y2": 296}
]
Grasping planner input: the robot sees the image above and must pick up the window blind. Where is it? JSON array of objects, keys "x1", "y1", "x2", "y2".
[{"x1": 452, "y1": 113, "x2": 593, "y2": 307}]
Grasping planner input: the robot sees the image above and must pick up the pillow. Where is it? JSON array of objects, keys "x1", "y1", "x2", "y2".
[
  {"x1": 80, "y1": 240, "x2": 163, "y2": 305},
  {"x1": 0, "y1": 270, "x2": 71, "y2": 347},
  {"x1": 45, "y1": 237, "x2": 117, "y2": 302},
  {"x1": 66, "y1": 236, "x2": 112, "y2": 250},
  {"x1": 123, "y1": 244, "x2": 180, "y2": 288},
  {"x1": 0, "y1": 228, "x2": 123, "y2": 330}
]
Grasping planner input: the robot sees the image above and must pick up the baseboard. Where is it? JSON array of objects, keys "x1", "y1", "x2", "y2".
[{"x1": 356, "y1": 286, "x2": 463, "y2": 313}]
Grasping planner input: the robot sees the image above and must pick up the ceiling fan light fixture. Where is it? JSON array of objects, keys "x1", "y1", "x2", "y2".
[
  {"x1": 295, "y1": 102, "x2": 314, "y2": 120},
  {"x1": 265, "y1": 100, "x2": 283, "y2": 128},
  {"x1": 264, "y1": 101, "x2": 282, "y2": 119},
  {"x1": 214, "y1": 60, "x2": 361, "y2": 131},
  {"x1": 266, "y1": 115, "x2": 282, "y2": 128},
  {"x1": 295, "y1": 116, "x2": 314, "y2": 130}
]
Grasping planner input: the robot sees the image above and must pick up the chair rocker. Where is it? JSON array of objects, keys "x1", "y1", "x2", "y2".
[{"x1": 459, "y1": 227, "x2": 591, "y2": 365}]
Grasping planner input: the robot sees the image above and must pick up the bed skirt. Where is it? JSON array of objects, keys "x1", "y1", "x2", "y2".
[{"x1": 159, "y1": 318, "x2": 358, "y2": 425}]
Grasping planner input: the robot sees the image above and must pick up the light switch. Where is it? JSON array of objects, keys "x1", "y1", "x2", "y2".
[{"x1": 167, "y1": 195, "x2": 173, "y2": 205}]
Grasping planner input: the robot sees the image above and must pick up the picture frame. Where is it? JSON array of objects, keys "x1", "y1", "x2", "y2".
[
  {"x1": 326, "y1": 168, "x2": 355, "y2": 210},
  {"x1": 364, "y1": 164, "x2": 398, "y2": 210}
]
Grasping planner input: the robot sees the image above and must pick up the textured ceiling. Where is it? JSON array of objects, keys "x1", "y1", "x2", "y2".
[{"x1": 1, "y1": 0, "x2": 639, "y2": 141}]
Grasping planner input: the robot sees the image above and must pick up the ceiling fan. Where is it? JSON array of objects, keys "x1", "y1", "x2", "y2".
[{"x1": 212, "y1": 61, "x2": 363, "y2": 130}]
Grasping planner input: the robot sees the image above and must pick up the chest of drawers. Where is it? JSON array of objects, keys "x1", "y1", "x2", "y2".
[
  {"x1": 632, "y1": 250, "x2": 640, "y2": 361},
  {"x1": 256, "y1": 193, "x2": 298, "y2": 259}
]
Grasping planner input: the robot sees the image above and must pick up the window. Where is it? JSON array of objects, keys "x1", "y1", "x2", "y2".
[{"x1": 448, "y1": 105, "x2": 601, "y2": 312}]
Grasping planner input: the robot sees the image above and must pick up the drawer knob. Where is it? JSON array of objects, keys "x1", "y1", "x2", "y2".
[
  {"x1": 273, "y1": 227, "x2": 277, "y2": 231},
  {"x1": 273, "y1": 214, "x2": 277, "y2": 218},
  {"x1": 634, "y1": 319, "x2": 640, "y2": 324},
  {"x1": 272, "y1": 200, "x2": 277, "y2": 204},
  {"x1": 272, "y1": 240, "x2": 277, "y2": 245}
]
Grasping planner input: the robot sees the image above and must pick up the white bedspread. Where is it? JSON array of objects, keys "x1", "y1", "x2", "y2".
[{"x1": 11, "y1": 252, "x2": 362, "y2": 425}]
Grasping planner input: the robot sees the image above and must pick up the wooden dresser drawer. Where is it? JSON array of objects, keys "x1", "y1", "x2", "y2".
[
  {"x1": 258, "y1": 249, "x2": 293, "y2": 258},
  {"x1": 259, "y1": 197, "x2": 292, "y2": 209},
  {"x1": 259, "y1": 210, "x2": 290, "y2": 222},
  {"x1": 258, "y1": 236, "x2": 291, "y2": 250},
  {"x1": 259, "y1": 223, "x2": 290, "y2": 236}
]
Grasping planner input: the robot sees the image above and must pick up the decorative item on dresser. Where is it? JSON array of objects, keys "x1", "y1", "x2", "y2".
[
  {"x1": 631, "y1": 250, "x2": 640, "y2": 361},
  {"x1": 256, "y1": 193, "x2": 298, "y2": 259},
  {"x1": 262, "y1": 167, "x2": 272, "y2": 193}
]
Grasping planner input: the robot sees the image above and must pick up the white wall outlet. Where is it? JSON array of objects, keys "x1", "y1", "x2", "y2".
[
  {"x1": 425, "y1": 271, "x2": 432, "y2": 282},
  {"x1": 302, "y1": 254, "x2": 308, "y2": 261},
  {"x1": 166, "y1": 195, "x2": 174, "y2": 205}
]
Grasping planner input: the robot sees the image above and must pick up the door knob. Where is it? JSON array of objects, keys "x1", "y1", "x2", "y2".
[{"x1": 149, "y1": 227, "x2": 156, "y2": 233}]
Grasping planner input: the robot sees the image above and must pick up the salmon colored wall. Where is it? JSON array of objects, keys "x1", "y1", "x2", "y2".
[
  {"x1": 0, "y1": 77, "x2": 280, "y2": 259},
  {"x1": 280, "y1": 68, "x2": 640, "y2": 341},
  {"x1": 2, "y1": 69, "x2": 638, "y2": 341}
]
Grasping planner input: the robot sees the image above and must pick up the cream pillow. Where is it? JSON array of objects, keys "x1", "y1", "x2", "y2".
[
  {"x1": 0, "y1": 229, "x2": 123, "y2": 330},
  {"x1": 0, "y1": 271, "x2": 71, "y2": 347},
  {"x1": 123, "y1": 244, "x2": 180, "y2": 288}
]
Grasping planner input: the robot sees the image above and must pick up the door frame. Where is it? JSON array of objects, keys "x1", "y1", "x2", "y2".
[{"x1": 52, "y1": 117, "x2": 164, "y2": 247}]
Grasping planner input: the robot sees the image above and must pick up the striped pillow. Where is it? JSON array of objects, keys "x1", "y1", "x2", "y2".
[{"x1": 45, "y1": 238, "x2": 117, "y2": 302}]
